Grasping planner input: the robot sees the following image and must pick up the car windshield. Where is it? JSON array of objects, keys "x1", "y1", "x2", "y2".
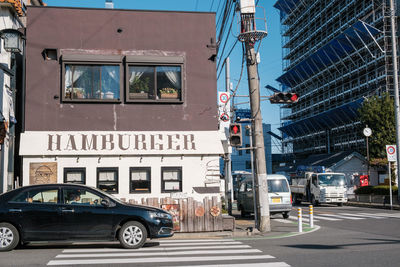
[
  {"x1": 318, "y1": 174, "x2": 346, "y2": 186},
  {"x1": 267, "y1": 179, "x2": 289, "y2": 193}
]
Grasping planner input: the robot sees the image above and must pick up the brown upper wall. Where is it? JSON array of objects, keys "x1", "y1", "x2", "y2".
[{"x1": 25, "y1": 6, "x2": 218, "y2": 131}]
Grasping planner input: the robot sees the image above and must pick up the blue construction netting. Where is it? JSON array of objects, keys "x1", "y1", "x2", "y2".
[
  {"x1": 273, "y1": 0, "x2": 301, "y2": 15},
  {"x1": 278, "y1": 98, "x2": 364, "y2": 138},
  {"x1": 276, "y1": 21, "x2": 382, "y2": 88}
]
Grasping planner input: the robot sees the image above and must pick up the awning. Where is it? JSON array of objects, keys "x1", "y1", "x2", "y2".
[
  {"x1": 273, "y1": 0, "x2": 301, "y2": 15},
  {"x1": 278, "y1": 98, "x2": 363, "y2": 138},
  {"x1": 276, "y1": 21, "x2": 383, "y2": 88}
]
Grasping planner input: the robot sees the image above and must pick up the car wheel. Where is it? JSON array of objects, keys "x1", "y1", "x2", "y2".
[
  {"x1": 240, "y1": 207, "x2": 248, "y2": 218},
  {"x1": 311, "y1": 195, "x2": 317, "y2": 206},
  {"x1": 337, "y1": 202, "x2": 343, "y2": 207},
  {"x1": 282, "y1": 212, "x2": 289, "y2": 219},
  {"x1": 0, "y1": 223, "x2": 19, "y2": 252},
  {"x1": 118, "y1": 221, "x2": 147, "y2": 249}
]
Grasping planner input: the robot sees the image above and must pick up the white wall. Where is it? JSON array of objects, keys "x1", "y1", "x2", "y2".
[{"x1": 23, "y1": 154, "x2": 222, "y2": 201}]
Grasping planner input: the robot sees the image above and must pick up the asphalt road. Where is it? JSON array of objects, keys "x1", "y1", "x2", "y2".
[
  {"x1": 1, "y1": 205, "x2": 399, "y2": 266},
  {"x1": 248, "y1": 205, "x2": 400, "y2": 267}
]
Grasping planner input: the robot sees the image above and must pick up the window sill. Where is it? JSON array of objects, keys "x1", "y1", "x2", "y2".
[{"x1": 62, "y1": 99, "x2": 122, "y2": 103}]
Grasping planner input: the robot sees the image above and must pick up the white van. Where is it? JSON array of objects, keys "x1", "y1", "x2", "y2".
[{"x1": 237, "y1": 174, "x2": 292, "y2": 219}]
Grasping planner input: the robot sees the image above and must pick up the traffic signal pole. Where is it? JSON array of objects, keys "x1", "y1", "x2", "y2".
[{"x1": 244, "y1": 42, "x2": 271, "y2": 232}]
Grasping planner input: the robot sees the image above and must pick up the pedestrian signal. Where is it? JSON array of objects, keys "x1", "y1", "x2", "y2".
[{"x1": 229, "y1": 123, "x2": 242, "y2": 147}]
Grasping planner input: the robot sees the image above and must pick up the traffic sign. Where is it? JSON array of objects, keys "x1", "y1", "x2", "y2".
[
  {"x1": 386, "y1": 145, "x2": 397, "y2": 162},
  {"x1": 219, "y1": 92, "x2": 230, "y2": 104},
  {"x1": 220, "y1": 113, "x2": 229, "y2": 122}
]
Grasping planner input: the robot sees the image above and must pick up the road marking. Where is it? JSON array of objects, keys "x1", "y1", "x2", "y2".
[
  {"x1": 56, "y1": 249, "x2": 262, "y2": 258},
  {"x1": 158, "y1": 239, "x2": 235, "y2": 243},
  {"x1": 361, "y1": 213, "x2": 400, "y2": 218},
  {"x1": 163, "y1": 263, "x2": 291, "y2": 267},
  {"x1": 160, "y1": 241, "x2": 243, "y2": 246},
  {"x1": 62, "y1": 244, "x2": 252, "y2": 253},
  {"x1": 289, "y1": 214, "x2": 340, "y2": 221},
  {"x1": 47, "y1": 255, "x2": 275, "y2": 265},
  {"x1": 338, "y1": 213, "x2": 384, "y2": 219},
  {"x1": 273, "y1": 218, "x2": 296, "y2": 224},
  {"x1": 316, "y1": 213, "x2": 364, "y2": 220}
]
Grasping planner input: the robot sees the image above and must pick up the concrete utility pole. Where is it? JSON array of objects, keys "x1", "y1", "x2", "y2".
[
  {"x1": 238, "y1": 0, "x2": 270, "y2": 232},
  {"x1": 225, "y1": 57, "x2": 233, "y2": 215},
  {"x1": 389, "y1": 0, "x2": 400, "y2": 202}
]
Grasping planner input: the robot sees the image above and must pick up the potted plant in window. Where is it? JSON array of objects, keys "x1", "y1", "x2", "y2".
[
  {"x1": 160, "y1": 87, "x2": 178, "y2": 99},
  {"x1": 129, "y1": 76, "x2": 150, "y2": 99}
]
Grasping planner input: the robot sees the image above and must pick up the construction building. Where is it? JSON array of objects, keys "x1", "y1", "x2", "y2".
[{"x1": 273, "y1": 0, "x2": 399, "y2": 157}]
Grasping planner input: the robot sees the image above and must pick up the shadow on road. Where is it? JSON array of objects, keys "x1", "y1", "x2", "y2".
[{"x1": 283, "y1": 238, "x2": 400, "y2": 250}]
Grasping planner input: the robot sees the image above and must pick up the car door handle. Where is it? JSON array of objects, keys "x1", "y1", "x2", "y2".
[
  {"x1": 9, "y1": 209, "x2": 22, "y2": 212},
  {"x1": 61, "y1": 209, "x2": 75, "y2": 213}
]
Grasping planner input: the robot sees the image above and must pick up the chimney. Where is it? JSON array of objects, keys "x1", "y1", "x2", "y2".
[{"x1": 105, "y1": 0, "x2": 114, "y2": 9}]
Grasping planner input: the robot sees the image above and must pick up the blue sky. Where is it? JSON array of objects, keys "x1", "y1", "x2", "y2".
[{"x1": 44, "y1": 0, "x2": 283, "y2": 152}]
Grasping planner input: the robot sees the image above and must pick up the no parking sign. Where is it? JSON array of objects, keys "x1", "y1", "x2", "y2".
[{"x1": 386, "y1": 145, "x2": 397, "y2": 162}]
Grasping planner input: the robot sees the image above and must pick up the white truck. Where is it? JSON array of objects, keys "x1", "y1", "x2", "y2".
[{"x1": 290, "y1": 172, "x2": 348, "y2": 206}]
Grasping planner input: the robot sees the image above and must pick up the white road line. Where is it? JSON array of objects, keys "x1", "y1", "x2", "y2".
[
  {"x1": 158, "y1": 239, "x2": 234, "y2": 243},
  {"x1": 289, "y1": 214, "x2": 340, "y2": 221},
  {"x1": 62, "y1": 244, "x2": 251, "y2": 253},
  {"x1": 356, "y1": 213, "x2": 400, "y2": 219},
  {"x1": 47, "y1": 255, "x2": 275, "y2": 266},
  {"x1": 338, "y1": 213, "x2": 384, "y2": 219},
  {"x1": 159, "y1": 241, "x2": 243, "y2": 246},
  {"x1": 56, "y1": 249, "x2": 262, "y2": 258},
  {"x1": 161, "y1": 262, "x2": 291, "y2": 267},
  {"x1": 316, "y1": 213, "x2": 364, "y2": 220}
]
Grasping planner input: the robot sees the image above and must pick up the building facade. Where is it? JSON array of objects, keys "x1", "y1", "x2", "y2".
[
  {"x1": 20, "y1": 6, "x2": 223, "y2": 201},
  {"x1": 274, "y1": 0, "x2": 399, "y2": 158}
]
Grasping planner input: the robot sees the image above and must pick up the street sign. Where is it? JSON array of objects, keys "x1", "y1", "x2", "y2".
[
  {"x1": 386, "y1": 145, "x2": 397, "y2": 162},
  {"x1": 220, "y1": 113, "x2": 229, "y2": 122},
  {"x1": 219, "y1": 92, "x2": 229, "y2": 105}
]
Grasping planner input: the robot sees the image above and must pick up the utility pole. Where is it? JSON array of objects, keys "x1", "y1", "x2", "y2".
[
  {"x1": 237, "y1": 0, "x2": 270, "y2": 232},
  {"x1": 225, "y1": 57, "x2": 233, "y2": 215},
  {"x1": 389, "y1": 0, "x2": 400, "y2": 202}
]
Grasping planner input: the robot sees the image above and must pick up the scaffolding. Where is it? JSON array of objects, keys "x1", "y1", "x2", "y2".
[{"x1": 274, "y1": 0, "x2": 396, "y2": 157}]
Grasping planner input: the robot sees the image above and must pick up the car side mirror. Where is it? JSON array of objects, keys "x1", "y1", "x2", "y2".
[{"x1": 101, "y1": 199, "x2": 110, "y2": 207}]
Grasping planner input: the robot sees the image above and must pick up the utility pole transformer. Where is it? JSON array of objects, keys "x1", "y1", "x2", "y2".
[{"x1": 237, "y1": 0, "x2": 270, "y2": 232}]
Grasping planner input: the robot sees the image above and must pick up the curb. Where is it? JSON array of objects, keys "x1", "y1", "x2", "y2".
[
  {"x1": 346, "y1": 201, "x2": 400, "y2": 210},
  {"x1": 165, "y1": 222, "x2": 321, "y2": 240}
]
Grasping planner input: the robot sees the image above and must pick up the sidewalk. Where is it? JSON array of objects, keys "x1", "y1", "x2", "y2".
[{"x1": 167, "y1": 212, "x2": 318, "y2": 240}]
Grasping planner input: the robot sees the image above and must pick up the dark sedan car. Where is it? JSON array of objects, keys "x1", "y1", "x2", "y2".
[{"x1": 0, "y1": 184, "x2": 173, "y2": 251}]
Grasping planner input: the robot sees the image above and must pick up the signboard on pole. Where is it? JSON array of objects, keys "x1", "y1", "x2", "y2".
[
  {"x1": 218, "y1": 92, "x2": 231, "y2": 132},
  {"x1": 386, "y1": 145, "x2": 397, "y2": 162}
]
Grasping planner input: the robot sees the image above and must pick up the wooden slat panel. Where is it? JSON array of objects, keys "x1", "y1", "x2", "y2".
[{"x1": 187, "y1": 197, "x2": 194, "y2": 232}]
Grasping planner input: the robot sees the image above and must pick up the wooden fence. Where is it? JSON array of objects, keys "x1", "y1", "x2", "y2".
[{"x1": 124, "y1": 196, "x2": 223, "y2": 232}]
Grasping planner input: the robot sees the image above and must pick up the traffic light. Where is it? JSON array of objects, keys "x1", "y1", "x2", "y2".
[
  {"x1": 269, "y1": 92, "x2": 299, "y2": 104},
  {"x1": 229, "y1": 123, "x2": 242, "y2": 147}
]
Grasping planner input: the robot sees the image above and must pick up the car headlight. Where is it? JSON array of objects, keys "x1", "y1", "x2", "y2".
[{"x1": 150, "y1": 211, "x2": 172, "y2": 220}]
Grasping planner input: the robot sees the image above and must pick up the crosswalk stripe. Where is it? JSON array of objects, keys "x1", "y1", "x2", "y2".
[
  {"x1": 296, "y1": 214, "x2": 320, "y2": 222},
  {"x1": 56, "y1": 249, "x2": 262, "y2": 258},
  {"x1": 273, "y1": 219, "x2": 295, "y2": 224},
  {"x1": 62, "y1": 244, "x2": 251, "y2": 253},
  {"x1": 338, "y1": 213, "x2": 384, "y2": 219},
  {"x1": 47, "y1": 255, "x2": 275, "y2": 266},
  {"x1": 158, "y1": 239, "x2": 234, "y2": 243},
  {"x1": 289, "y1": 214, "x2": 340, "y2": 221},
  {"x1": 371, "y1": 213, "x2": 400, "y2": 218},
  {"x1": 316, "y1": 213, "x2": 364, "y2": 220},
  {"x1": 159, "y1": 241, "x2": 243, "y2": 246},
  {"x1": 162, "y1": 263, "x2": 291, "y2": 267}
]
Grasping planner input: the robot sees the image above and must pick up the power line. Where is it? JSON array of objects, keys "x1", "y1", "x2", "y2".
[{"x1": 209, "y1": 0, "x2": 215, "y2": 11}]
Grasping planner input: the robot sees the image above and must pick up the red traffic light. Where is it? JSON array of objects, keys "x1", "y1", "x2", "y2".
[{"x1": 290, "y1": 93, "x2": 298, "y2": 102}]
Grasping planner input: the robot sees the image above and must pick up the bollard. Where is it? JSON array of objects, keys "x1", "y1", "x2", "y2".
[
  {"x1": 309, "y1": 205, "x2": 314, "y2": 228},
  {"x1": 298, "y1": 207, "x2": 302, "y2": 232}
]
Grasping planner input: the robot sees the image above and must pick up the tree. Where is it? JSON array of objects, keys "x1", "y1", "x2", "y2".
[{"x1": 358, "y1": 93, "x2": 395, "y2": 159}]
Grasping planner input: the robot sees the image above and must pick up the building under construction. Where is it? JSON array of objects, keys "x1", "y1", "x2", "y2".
[{"x1": 273, "y1": 0, "x2": 399, "y2": 157}]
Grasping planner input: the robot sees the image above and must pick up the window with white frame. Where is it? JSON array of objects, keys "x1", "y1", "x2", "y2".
[{"x1": 161, "y1": 167, "x2": 182, "y2": 193}]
